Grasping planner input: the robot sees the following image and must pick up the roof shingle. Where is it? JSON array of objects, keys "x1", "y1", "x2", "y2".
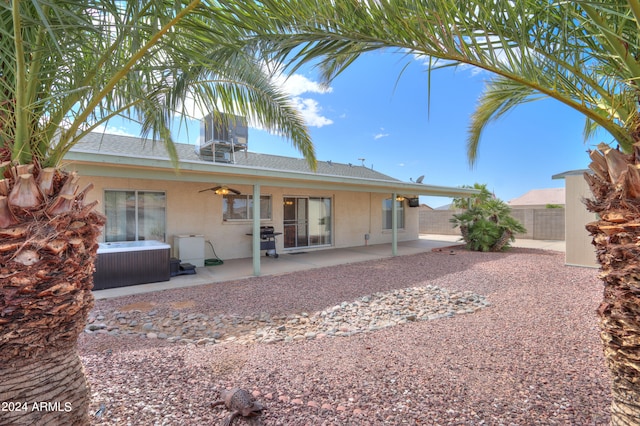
[{"x1": 72, "y1": 132, "x2": 400, "y2": 182}]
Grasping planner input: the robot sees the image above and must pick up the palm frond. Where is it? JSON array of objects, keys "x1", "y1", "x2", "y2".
[
  {"x1": 1, "y1": 0, "x2": 315, "y2": 169},
  {"x1": 468, "y1": 77, "x2": 542, "y2": 166},
  {"x1": 222, "y1": 0, "x2": 640, "y2": 156}
]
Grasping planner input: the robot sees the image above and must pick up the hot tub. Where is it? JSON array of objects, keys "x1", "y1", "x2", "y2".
[{"x1": 93, "y1": 240, "x2": 171, "y2": 290}]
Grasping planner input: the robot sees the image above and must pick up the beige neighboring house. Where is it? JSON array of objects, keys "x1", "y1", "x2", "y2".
[
  {"x1": 552, "y1": 170, "x2": 598, "y2": 268},
  {"x1": 508, "y1": 187, "x2": 565, "y2": 208},
  {"x1": 64, "y1": 132, "x2": 477, "y2": 276}
]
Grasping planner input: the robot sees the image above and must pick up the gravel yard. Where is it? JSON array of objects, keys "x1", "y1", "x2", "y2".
[{"x1": 79, "y1": 247, "x2": 611, "y2": 425}]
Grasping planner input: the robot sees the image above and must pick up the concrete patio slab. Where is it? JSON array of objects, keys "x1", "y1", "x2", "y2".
[{"x1": 93, "y1": 235, "x2": 565, "y2": 300}]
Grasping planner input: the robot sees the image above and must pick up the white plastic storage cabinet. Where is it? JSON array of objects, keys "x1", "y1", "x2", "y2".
[{"x1": 173, "y1": 235, "x2": 205, "y2": 267}]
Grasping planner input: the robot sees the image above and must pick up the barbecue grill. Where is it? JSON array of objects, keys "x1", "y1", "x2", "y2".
[{"x1": 253, "y1": 226, "x2": 281, "y2": 258}]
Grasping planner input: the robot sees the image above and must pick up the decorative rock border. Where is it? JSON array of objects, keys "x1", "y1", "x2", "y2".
[{"x1": 85, "y1": 285, "x2": 490, "y2": 345}]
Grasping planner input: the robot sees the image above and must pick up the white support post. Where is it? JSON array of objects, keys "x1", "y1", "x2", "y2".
[
  {"x1": 252, "y1": 184, "x2": 261, "y2": 276},
  {"x1": 392, "y1": 192, "x2": 398, "y2": 256}
]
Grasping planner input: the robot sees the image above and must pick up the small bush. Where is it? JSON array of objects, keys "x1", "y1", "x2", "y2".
[{"x1": 450, "y1": 192, "x2": 526, "y2": 252}]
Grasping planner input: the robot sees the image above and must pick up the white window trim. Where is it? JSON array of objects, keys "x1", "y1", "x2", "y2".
[
  {"x1": 223, "y1": 194, "x2": 273, "y2": 222},
  {"x1": 382, "y1": 198, "x2": 405, "y2": 230},
  {"x1": 104, "y1": 189, "x2": 167, "y2": 242}
]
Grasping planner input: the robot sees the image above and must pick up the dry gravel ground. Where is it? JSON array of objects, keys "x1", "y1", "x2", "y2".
[{"x1": 79, "y1": 247, "x2": 611, "y2": 425}]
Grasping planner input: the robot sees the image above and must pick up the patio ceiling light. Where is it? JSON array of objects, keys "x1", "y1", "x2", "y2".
[{"x1": 198, "y1": 185, "x2": 241, "y2": 195}]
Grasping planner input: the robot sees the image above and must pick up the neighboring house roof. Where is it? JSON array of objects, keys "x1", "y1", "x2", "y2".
[
  {"x1": 552, "y1": 169, "x2": 589, "y2": 179},
  {"x1": 508, "y1": 188, "x2": 565, "y2": 206},
  {"x1": 434, "y1": 203, "x2": 453, "y2": 210},
  {"x1": 65, "y1": 132, "x2": 479, "y2": 198}
]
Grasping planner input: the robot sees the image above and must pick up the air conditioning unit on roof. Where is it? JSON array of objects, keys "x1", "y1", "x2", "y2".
[{"x1": 199, "y1": 112, "x2": 248, "y2": 163}]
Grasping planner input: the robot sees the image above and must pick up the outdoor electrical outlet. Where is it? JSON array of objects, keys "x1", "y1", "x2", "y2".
[{"x1": 364, "y1": 234, "x2": 370, "y2": 241}]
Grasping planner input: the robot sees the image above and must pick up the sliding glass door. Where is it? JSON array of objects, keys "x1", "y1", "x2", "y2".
[
  {"x1": 284, "y1": 197, "x2": 308, "y2": 248},
  {"x1": 283, "y1": 197, "x2": 332, "y2": 249},
  {"x1": 308, "y1": 197, "x2": 332, "y2": 246}
]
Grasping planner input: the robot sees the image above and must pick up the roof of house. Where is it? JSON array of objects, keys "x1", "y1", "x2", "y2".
[
  {"x1": 71, "y1": 132, "x2": 399, "y2": 182},
  {"x1": 66, "y1": 132, "x2": 479, "y2": 198},
  {"x1": 508, "y1": 188, "x2": 565, "y2": 206}
]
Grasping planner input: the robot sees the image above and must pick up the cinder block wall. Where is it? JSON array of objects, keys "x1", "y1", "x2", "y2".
[
  {"x1": 420, "y1": 208, "x2": 565, "y2": 240},
  {"x1": 419, "y1": 209, "x2": 464, "y2": 235},
  {"x1": 533, "y1": 209, "x2": 565, "y2": 240}
]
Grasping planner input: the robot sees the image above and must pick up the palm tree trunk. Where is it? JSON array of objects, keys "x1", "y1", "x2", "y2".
[
  {"x1": 490, "y1": 229, "x2": 512, "y2": 252},
  {"x1": 0, "y1": 347, "x2": 90, "y2": 426},
  {"x1": 460, "y1": 224, "x2": 469, "y2": 242},
  {"x1": 584, "y1": 143, "x2": 640, "y2": 425},
  {"x1": 0, "y1": 165, "x2": 104, "y2": 425}
]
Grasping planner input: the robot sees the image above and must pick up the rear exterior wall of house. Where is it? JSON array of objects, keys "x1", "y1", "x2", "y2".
[{"x1": 74, "y1": 173, "x2": 420, "y2": 261}]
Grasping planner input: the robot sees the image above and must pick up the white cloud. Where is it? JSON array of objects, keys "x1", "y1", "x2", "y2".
[
  {"x1": 457, "y1": 63, "x2": 484, "y2": 76},
  {"x1": 374, "y1": 128, "x2": 390, "y2": 140},
  {"x1": 412, "y1": 32, "x2": 525, "y2": 77},
  {"x1": 92, "y1": 124, "x2": 139, "y2": 137},
  {"x1": 172, "y1": 68, "x2": 335, "y2": 129},
  {"x1": 277, "y1": 73, "x2": 333, "y2": 96},
  {"x1": 291, "y1": 97, "x2": 334, "y2": 128},
  {"x1": 273, "y1": 72, "x2": 334, "y2": 128},
  {"x1": 414, "y1": 53, "x2": 483, "y2": 76}
]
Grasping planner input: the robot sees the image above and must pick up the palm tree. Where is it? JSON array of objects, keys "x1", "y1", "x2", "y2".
[
  {"x1": 449, "y1": 183, "x2": 526, "y2": 251},
  {"x1": 221, "y1": 0, "x2": 640, "y2": 423},
  {"x1": 0, "y1": 1, "x2": 313, "y2": 425},
  {"x1": 450, "y1": 183, "x2": 493, "y2": 210},
  {"x1": 451, "y1": 195, "x2": 526, "y2": 252}
]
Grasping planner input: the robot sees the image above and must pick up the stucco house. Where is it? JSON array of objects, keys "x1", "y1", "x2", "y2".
[
  {"x1": 65, "y1": 132, "x2": 476, "y2": 276},
  {"x1": 552, "y1": 170, "x2": 598, "y2": 268}
]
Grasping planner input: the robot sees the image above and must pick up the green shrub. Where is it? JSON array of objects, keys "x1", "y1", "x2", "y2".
[{"x1": 450, "y1": 194, "x2": 527, "y2": 252}]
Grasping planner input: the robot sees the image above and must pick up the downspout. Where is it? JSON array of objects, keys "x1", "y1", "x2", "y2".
[{"x1": 252, "y1": 184, "x2": 261, "y2": 276}]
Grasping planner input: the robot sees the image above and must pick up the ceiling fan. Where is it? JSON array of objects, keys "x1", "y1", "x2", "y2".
[{"x1": 198, "y1": 185, "x2": 241, "y2": 195}]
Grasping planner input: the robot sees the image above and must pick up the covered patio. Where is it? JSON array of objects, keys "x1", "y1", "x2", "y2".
[
  {"x1": 67, "y1": 133, "x2": 480, "y2": 279},
  {"x1": 93, "y1": 236, "x2": 462, "y2": 299},
  {"x1": 92, "y1": 234, "x2": 566, "y2": 300}
]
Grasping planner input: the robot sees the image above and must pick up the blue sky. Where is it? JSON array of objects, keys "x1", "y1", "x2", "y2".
[{"x1": 103, "y1": 51, "x2": 598, "y2": 208}]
